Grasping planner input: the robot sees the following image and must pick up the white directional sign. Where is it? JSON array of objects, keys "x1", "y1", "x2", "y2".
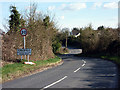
[
  {"x1": 17, "y1": 49, "x2": 31, "y2": 55},
  {"x1": 20, "y1": 28, "x2": 27, "y2": 36}
]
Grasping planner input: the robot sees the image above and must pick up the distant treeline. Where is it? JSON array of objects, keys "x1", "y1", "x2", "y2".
[{"x1": 59, "y1": 25, "x2": 120, "y2": 56}]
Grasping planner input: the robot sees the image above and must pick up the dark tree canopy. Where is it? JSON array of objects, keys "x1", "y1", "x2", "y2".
[
  {"x1": 43, "y1": 16, "x2": 50, "y2": 29},
  {"x1": 97, "y1": 25, "x2": 105, "y2": 30},
  {"x1": 9, "y1": 5, "x2": 21, "y2": 32},
  {"x1": 73, "y1": 27, "x2": 79, "y2": 31}
]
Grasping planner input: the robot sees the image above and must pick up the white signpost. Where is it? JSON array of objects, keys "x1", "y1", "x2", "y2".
[
  {"x1": 20, "y1": 28, "x2": 27, "y2": 60},
  {"x1": 17, "y1": 28, "x2": 35, "y2": 65}
]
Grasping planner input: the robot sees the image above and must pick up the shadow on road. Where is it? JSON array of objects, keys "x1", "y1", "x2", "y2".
[
  {"x1": 57, "y1": 47, "x2": 118, "y2": 88},
  {"x1": 79, "y1": 58, "x2": 118, "y2": 88}
]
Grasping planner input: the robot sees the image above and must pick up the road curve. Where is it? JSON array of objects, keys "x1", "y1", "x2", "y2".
[{"x1": 2, "y1": 52, "x2": 118, "y2": 89}]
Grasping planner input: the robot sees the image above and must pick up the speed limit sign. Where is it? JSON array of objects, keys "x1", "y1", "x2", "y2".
[{"x1": 20, "y1": 28, "x2": 27, "y2": 36}]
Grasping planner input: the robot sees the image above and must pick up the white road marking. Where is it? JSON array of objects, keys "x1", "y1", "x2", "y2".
[
  {"x1": 84, "y1": 61, "x2": 86, "y2": 64},
  {"x1": 42, "y1": 76, "x2": 68, "y2": 89},
  {"x1": 42, "y1": 60, "x2": 86, "y2": 89},
  {"x1": 74, "y1": 60, "x2": 86, "y2": 73},
  {"x1": 74, "y1": 67, "x2": 81, "y2": 72},
  {"x1": 82, "y1": 60, "x2": 86, "y2": 64},
  {"x1": 82, "y1": 64, "x2": 85, "y2": 66},
  {"x1": 82, "y1": 60, "x2": 86, "y2": 67}
]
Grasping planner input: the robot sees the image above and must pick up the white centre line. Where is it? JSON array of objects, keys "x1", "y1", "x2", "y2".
[
  {"x1": 82, "y1": 63, "x2": 85, "y2": 66},
  {"x1": 42, "y1": 76, "x2": 68, "y2": 89},
  {"x1": 82, "y1": 60, "x2": 86, "y2": 64},
  {"x1": 74, "y1": 60, "x2": 86, "y2": 73},
  {"x1": 74, "y1": 67, "x2": 81, "y2": 72},
  {"x1": 82, "y1": 60, "x2": 86, "y2": 67}
]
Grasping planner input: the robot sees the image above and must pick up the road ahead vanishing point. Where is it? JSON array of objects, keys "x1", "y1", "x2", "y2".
[{"x1": 2, "y1": 49, "x2": 118, "y2": 89}]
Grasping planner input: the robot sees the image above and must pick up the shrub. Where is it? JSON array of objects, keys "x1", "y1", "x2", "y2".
[
  {"x1": 2, "y1": 3, "x2": 57, "y2": 61},
  {"x1": 107, "y1": 40, "x2": 120, "y2": 56},
  {"x1": 52, "y1": 41, "x2": 62, "y2": 53}
]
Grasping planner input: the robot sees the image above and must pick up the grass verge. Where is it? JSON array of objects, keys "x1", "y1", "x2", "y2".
[
  {"x1": 1, "y1": 56, "x2": 62, "y2": 83},
  {"x1": 76, "y1": 53, "x2": 120, "y2": 65}
]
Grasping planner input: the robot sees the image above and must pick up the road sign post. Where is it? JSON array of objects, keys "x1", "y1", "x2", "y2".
[
  {"x1": 24, "y1": 36, "x2": 25, "y2": 49},
  {"x1": 20, "y1": 28, "x2": 27, "y2": 60},
  {"x1": 17, "y1": 28, "x2": 34, "y2": 65},
  {"x1": 23, "y1": 36, "x2": 26, "y2": 60},
  {"x1": 27, "y1": 55, "x2": 29, "y2": 62},
  {"x1": 21, "y1": 56, "x2": 22, "y2": 61}
]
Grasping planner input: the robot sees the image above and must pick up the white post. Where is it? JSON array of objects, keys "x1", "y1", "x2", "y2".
[
  {"x1": 21, "y1": 55, "x2": 22, "y2": 61},
  {"x1": 23, "y1": 36, "x2": 26, "y2": 60},
  {"x1": 27, "y1": 55, "x2": 29, "y2": 62},
  {"x1": 24, "y1": 36, "x2": 25, "y2": 49}
]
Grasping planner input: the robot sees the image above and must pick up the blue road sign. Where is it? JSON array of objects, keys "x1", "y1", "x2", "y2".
[{"x1": 17, "y1": 49, "x2": 31, "y2": 55}]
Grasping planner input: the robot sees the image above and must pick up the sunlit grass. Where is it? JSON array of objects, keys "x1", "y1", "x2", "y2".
[{"x1": 2, "y1": 56, "x2": 61, "y2": 83}]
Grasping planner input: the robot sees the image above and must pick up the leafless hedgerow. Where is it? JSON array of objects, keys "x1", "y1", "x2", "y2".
[{"x1": 2, "y1": 3, "x2": 58, "y2": 62}]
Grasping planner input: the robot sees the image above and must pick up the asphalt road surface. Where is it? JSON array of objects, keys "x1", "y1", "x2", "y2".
[{"x1": 2, "y1": 49, "x2": 118, "y2": 89}]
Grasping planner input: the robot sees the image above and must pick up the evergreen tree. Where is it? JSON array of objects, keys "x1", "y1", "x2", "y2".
[
  {"x1": 9, "y1": 5, "x2": 21, "y2": 32},
  {"x1": 43, "y1": 16, "x2": 50, "y2": 29},
  {"x1": 97, "y1": 25, "x2": 105, "y2": 30}
]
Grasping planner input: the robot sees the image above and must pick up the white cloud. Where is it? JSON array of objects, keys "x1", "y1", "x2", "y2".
[
  {"x1": 103, "y1": 2, "x2": 118, "y2": 9},
  {"x1": 92, "y1": 2, "x2": 102, "y2": 9},
  {"x1": 60, "y1": 16, "x2": 64, "y2": 20},
  {"x1": 61, "y1": 3, "x2": 86, "y2": 11},
  {"x1": 48, "y1": 6, "x2": 55, "y2": 11}
]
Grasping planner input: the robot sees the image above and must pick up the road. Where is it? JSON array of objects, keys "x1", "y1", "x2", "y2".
[{"x1": 2, "y1": 49, "x2": 118, "y2": 89}]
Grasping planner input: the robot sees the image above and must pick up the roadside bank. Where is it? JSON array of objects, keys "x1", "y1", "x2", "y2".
[{"x1": 1, "y1": 56, "x2": 63, "y2": 83}]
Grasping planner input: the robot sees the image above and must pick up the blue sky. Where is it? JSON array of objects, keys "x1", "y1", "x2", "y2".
[{"x1": 0, "y1": 0, "x2": 119, "y2": 32}]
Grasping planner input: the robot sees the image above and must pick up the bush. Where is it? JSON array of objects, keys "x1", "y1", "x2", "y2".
[
  {"x1": 58, "y1": 47, "x2": 69, "y2": 54},
  {"x1": 52, "y1": 41, "x2": 62, "y2": 53},
  {"x1": 2, "y1": 3, "x2": 57, "y2": 61},
  {"x1": 107, "y1": 40, "x2": 120, "y2": 56},
  {"x1": 65, "y1": 25, "x2": 119, "y2": 55}
]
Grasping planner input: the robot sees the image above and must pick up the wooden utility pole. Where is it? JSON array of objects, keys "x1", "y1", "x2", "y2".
[
  {"x1": 62, "y1": 27, "x2": 69, "y2": 48},
  {"x1": 65, "y1": 34, "x2": 67, "y2": 48}
]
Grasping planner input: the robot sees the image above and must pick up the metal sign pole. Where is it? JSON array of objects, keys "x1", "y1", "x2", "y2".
[
  {"x1": 23, "y1": 36, "x2": 26, "y2": 60},
  {"x1": 24, "y1": 36, "x2": 25, "y2": 49},
  {"x1": 21, "y1": 55, "x2": 22, "y2": 61},
  {"x1": 27, "y1": 55, "x2": 29, "y2": 62}
]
